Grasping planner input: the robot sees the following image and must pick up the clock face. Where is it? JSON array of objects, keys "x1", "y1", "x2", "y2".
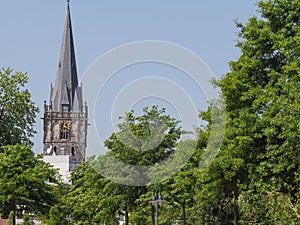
[{"x1": 60, "y1": 121, "x2": 71, "y2": 132}]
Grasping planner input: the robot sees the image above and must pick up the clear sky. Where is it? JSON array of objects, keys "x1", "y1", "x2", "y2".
[{"x1": 0, "y1": 1, "x2": 258, "y2": 155}]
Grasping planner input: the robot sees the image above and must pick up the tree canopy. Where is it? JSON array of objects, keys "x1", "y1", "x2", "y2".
[
  {"x1": 0, "y1": 145, "x2": 60, "y2": 225},
  {"x1": 51, "y1": 106, "x2": 183, "y2": 225},
  {"x1": 0, "y1": 67, "x2": 39, "y2": 146},
  {"x1": 199, "y1": 0, "x2": 300, "y2": 223}
]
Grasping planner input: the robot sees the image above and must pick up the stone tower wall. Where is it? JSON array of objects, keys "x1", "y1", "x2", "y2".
[{"x1": 43, "y1": 104, "x2": 88, "y2": 165}]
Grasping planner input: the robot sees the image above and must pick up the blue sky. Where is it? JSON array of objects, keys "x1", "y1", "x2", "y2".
[{"x1": 0, "y1": 1, "x2": 258, "y2": 154}]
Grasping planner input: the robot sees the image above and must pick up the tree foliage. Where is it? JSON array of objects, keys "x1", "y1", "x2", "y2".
[
  {"x1": 0, "y1": 145, "x2": 60, "y2": 224},
  {"x1": 55, "y1": 106, "x2": 182, "y2": 225},
  {"x1": 104, "y1": 106, "x2": 181, "y2": 166},
  {"x1": 0, "y1": 67, "x2": 39, "y2": 146},
  {"x1": 197, "y1": 0, "x2": 300, "y2": 223}
]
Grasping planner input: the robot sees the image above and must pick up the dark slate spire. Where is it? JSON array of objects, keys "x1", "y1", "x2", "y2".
[{"x1": 50, "y1": 2, "x2": 79, "y2": 111}]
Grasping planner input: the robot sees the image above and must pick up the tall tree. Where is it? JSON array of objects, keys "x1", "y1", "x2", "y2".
[
  {"x1": 103, "y1": 106, "x2": 181, "y2": 224},
  {"x1": 237, "y1": 1, "x2": 300, "y2": 222},
  {"x1": 0, "y1": 145, "x2": 60, "y2": 225},
  {"x1": 63, "y1": 106, "x2": 182, "y2": 225},
  {"x1": 0, "y1": 67, "x2": 39, "y2": 146},
  {"x1": 65, "y1": 158, "x2": 113, "y2": 225},
  {"x1": 199, "y1": 0, "x2": 300, "y2": 223}
]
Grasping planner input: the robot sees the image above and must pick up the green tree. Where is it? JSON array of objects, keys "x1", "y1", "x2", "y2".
[
  {"x1": 7, "y1": 211, "x2": 14, "y2": 225},
  {"x1": 21, "y1": 213, "x2": 31, "y2": 225},
  {"x1": 44, "y1": 184, "x2": 70, "y2": 225},
  {"x1": 142, "y1": 139, "x2": 199, "y2": 225},
  {"x1": 46, "y1": 204, "x2": 69, "y2": 225},
  {"x1": 105, "y1": 106, "x2": 181, "y2": 167},
  {"x1": 66, "y1": 158, "x2": 111, "y2": 225},
  {"x1": 0, "y1": 145, "x2": 60, "y2": 225},
  {"x1": 198, "y1": 0, "x2": 300, "y2": 224},
  {"x1": 103, "y1": 106, "x2": 181, "y2": 225},
  {"x1": 0, "y1": 67, "x2": 39, "y2": 146},
  {"x1": 63, "y1": 106, "x2": 182, "y2": 225}
]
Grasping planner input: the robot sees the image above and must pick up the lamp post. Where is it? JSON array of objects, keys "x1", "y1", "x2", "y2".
[
  {"x1": 29, "y1": 213, "x2": 34, "y2": 224},
  {"x1": 65, "y1": 214, "x2": 71, "y2": 225},
  {"x1": 149, "y1": 189, "x2": 164, "y2": 225}
]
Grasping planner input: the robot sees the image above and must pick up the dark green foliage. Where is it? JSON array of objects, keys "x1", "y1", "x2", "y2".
[
  {"x1": 56, "y1": 106, "x2": 182, "y2": 225},
  {"x1": 195, "y1": 0, "x2": 300, "y2": 224},
  {"x1": 21, "y1": 214, "x2": 31, "y2": 225},
  {"x1": 104, "y1": 106, "x2": 181, "y2": 167},
  {"x1": 0, "y1": 145, "x2": 60, "y2": 223}
]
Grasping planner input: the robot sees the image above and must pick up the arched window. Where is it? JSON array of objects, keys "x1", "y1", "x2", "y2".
[{"x1": 60, "y1": 130, "x2": 69, "y2": 139}]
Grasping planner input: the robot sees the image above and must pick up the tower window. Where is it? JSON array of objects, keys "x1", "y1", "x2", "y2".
[
  {"x1": 71, "y1": 147, "x2": 75, "y2": 156},
  {"x1": 60, "y1": 131, "x2": 69, "y2": 140},
  {"x1": 62, "y1": 105, "x2": 69, "y2": 112}
]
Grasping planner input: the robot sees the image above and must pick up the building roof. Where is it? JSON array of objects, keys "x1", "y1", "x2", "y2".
[
  {"x1": 50, "y1": 2, "x2": 83, "y2": 111},
  {"x1": 0, "y1": 218, "x2": 8, "y2": 225}
]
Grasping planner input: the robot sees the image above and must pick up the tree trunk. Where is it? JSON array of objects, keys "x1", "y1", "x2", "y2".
[
  {"x1": 125, "y1": 209, "x2": 129, "y2": 225},
  {"x1": 182, "y1": 202, "x2": 187, "y2": 225},
  {"x1": 233, "y1": 192, "x2": 239, "y2": 225},
  {"x1": 13, "y1": 209, "x2": 16, "y2": 225}
]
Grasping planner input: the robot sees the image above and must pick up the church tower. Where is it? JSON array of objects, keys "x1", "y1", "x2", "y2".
[{"x1": 43, "y1": 2, "x2": 88, "y2": 181}]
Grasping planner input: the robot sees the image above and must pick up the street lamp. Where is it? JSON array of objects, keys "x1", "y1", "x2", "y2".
[
  {"x1": 149, "y1": 189, "x2": 164, "y2": 225},
  {"x1": 29, "y1": 213, "x2": 34, "y2": 224},
  {"x1": 65, "y1": 214, "x2": 71, "y2": 225}
]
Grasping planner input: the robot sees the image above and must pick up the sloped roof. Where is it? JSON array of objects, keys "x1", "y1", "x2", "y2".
[{"x1": 50, "y1": 3, "x2": 80, "y2": 111}]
